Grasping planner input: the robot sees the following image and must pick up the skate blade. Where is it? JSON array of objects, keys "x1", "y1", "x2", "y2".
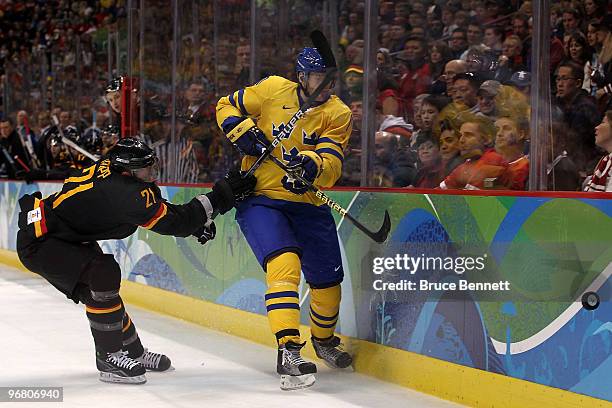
[
  {"x1": 99, "y1": 372, "x2": 147, "y2": 384},
  {"x1": 147, "y1": 365, "x2": 175, "y2": 372},
  {"x1": 280, "y1": 374, "x2": 315, "y2": 391}
]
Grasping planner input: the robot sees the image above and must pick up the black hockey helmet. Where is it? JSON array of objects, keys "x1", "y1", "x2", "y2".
[
  {"x1": 101, "y1": 124, "x2": 120, "y2": 136},
  {"x1": 79, "y1": 127, "x2": 103, "y2": 154},
  {"x1": 107, "y1": 137, "x2": 157, "y2": 171},
  {"x1": 63, "y1": 125, "x2": 80, "y2": 143},
  {"x1": 105, "y1": 76, "x2": 124, "y2": 94}
]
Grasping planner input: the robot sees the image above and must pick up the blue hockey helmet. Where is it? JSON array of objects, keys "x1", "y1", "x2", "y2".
[{"x1": 296, "y1": 47, "x2": 327, "y2": 74}]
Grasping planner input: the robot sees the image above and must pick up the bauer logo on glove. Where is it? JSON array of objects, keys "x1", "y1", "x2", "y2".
[{"x1": 223, "y1": 117, "x2": 270, "y2": 157}]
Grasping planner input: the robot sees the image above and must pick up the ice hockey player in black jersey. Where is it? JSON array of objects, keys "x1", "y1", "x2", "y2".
[{"x1": 16, "y1": 137, "x2": 256, "y2": 384}]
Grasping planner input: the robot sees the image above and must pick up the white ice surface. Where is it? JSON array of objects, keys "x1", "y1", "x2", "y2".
[{"x1": 0, "y1": 266, "x2": 461, "y2": 408}]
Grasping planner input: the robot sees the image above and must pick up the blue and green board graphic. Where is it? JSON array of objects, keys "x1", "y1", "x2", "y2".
[{"x1": 1, "y1": 181, "x2": 610, "y2": 401}]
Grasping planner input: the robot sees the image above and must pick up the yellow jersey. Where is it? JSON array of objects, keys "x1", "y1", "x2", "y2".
[{"x1": 216, "y1": 75, "x2": 352, "y2": 205}]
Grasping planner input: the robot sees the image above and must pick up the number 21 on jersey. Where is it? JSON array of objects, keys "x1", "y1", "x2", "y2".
[{"x1": 141, "y1": 188, "x2": 157, "y2": 208}]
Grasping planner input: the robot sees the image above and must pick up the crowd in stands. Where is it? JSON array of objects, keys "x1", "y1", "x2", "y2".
[
  {"x1": 336, "y1": 0, "x2": 612, "y2": 191},
  {"x1": 1, "y1": 0, "x2": 612, "y2": 192}
]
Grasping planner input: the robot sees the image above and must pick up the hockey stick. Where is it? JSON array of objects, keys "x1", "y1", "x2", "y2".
[
  {"x1": 22, "y1": 115, "x2": 41, "y2": 169},
  {"x1": 0, "y1": 145, "x2": 17, "y2": 175},
  {"x1": 51, "y1": 116, "x2": 100, "y2": 162},
  {"x1": 269, "y1": 154, "x2": 391, "y2": 243},
  {"x1": 243, "y1": 30, "x2": 338, "y2": 178}
]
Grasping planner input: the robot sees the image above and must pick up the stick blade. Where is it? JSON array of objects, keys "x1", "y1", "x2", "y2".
[
  {"x1": 372, "y1": 210, "x2": 391, "y2": 243},
  {"x1": 310, "y1": 30, "x2": 337, "y2": 68}
]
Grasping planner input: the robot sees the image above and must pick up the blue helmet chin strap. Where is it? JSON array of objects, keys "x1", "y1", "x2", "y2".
[{"x1": 297, "y1": 71, "x2": 332, "y2": 107}]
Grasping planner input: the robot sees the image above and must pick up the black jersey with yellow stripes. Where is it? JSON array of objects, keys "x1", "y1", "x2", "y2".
[
  {"x1": 18, "y1": 159, "x2": 206, "y2": 243},
  {"x1": 216, "y1": 75, "x2": 352, "y2": 205}
]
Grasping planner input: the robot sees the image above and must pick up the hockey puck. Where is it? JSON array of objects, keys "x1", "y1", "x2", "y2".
[{"x1": 581, "y1": 291, "x2": 600, "y2": 311}]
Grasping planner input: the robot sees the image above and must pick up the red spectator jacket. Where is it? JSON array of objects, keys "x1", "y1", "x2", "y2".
[
  {"x1": 399, "y1": 63, "x2": 431, "y2": 121},
  {"x1": 440, "y1": 149, "x2": 506, "y2": 189},
  {"x1": 499, "y1": 155, "x2": 529, "y2": 190}
]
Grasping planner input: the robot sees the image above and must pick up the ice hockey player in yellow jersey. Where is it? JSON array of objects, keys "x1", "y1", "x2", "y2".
[{"x1": 217, "y1": 47, "x2": 353, "y2": 390}]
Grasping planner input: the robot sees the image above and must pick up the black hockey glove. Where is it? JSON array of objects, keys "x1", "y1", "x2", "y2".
[
  {"x1": 224, "y1": 117, "x2": 269, "y2": 157},
  {"x1": 192, "y1": 222, "x2": 216, "y2": 245},
  {"x1": 205, "y1": 170, "x2": 257, "y2": 215}
]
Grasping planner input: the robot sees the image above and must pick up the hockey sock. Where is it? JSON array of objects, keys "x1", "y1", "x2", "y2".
[
  {"x1": 122, "y1": 311, "x2": 144, "y2": 357},
  {"x1": 309, "y1": 284, "x2": 341, "y2": 341},
  {"x1": 86, "y1": 291, "x2": 125, "y2": 353},
  {"x1": 265, "y1": 252, "x2": 302, "y2": 345}
]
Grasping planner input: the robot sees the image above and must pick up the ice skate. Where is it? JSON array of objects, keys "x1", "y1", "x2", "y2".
[
  {"x1": 96, "y1": 350, "x2": 146, "y2": 384},
  {"x1": 133, "y1": 348, "x2": 172, "y2": 372},
  {"x1": 277, "y1": 341, "x2": 317, "y2": 390},
  {"x1": 312, "y1": 336, "x2": 352, "y2": 369}
]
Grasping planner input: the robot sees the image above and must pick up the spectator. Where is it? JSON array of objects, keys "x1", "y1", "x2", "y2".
[
  {"x1": 584, "y1": 110, "x2": 612, "y2": 191},
  {"x1": 412, "y1": 93, "x2": 430, "y2": 135},
  {"x1": 483, "y1": 26, "x2": 504, "y2": 57},
  {"x1": 344, "y1": 65, "x2": 364, "y2": 100},
  {"x1": 234, "y1": 39, "x2": 251, "y2": 88},
  {"x1": 439, "y1": 116, "x2": 506, "y2": 189},
  {"x1": 178, "y1": 79, "x2": 218, "y2": 176},
  {"x1": 465, "y1": 22, "x2": 485, "y2": 51},
  {"x1": 439, "y1": 120, "x2": 464, "y2": 177},
  {"x1": 59, "y1": 111, "x2": 73, "y2": 128},
  {"x1": 408, "y1": 11, "x2": 426, "y2": 31},
  {"x1": 512, "y1": 14, "x2": 530, "y2": 42},
  {"x1": 550, "y1": 33, "x2": 567, "y2": 74},
  {"x1": 562, "y1": 8, "x2": 582, "y2": 36},
  {"x1": 338, "y1": 98, "x2": 363, "y2": 187},
  {"x1": 442, "y1": 59, "x2": 468, "y2": 98},
  {"x1": 508, "y1": 70, "x2": 532, "y2": 97},
  {"x1": 0, "y1": 117, "x2": 29, "y2": 178},
  {"x1": 399, "y1": 36, "x2": 431, "y2": 121},
  {"x1": 584, "y1": 0, "x2": 607, "y2": 24},
  {"x1": 483, "y1": 0, "x2": 504, "y2": 24},
  {"x1": 465, "y1": 45, "x2": 497, "y2": 79},
  {"x1": 411, "y1": 134, "x2": 444, "y2": 188},
  {"x1": 420, "y1": 94, "x2": 451, "y2": 136},
  {"x1": 388, "y1": 23, "x2": 409, "y2": 54},
  {"x1": 584, "y1": 20, "x2": 601, "y2": 94},
  {"x1": 495, "y1": 35, "x2": 525, "y2": 83},
  {"x1": 179, "y1": 79, "x2": 215, "y2": 128},
  {"x1": 376, "y1": 114, "x2": 416, "y2": 187},
  {"x1": 377, "y1": 49, "x2": 401, "y2": 116},
  {"x1": 346, "y1": 39, "x2": 365, "y2": 66},
  {"x1": 378, "y1": 112, "x2": 414, "y2": 141},
  {"x1": 555, "y1": 61, "x2": 602, "y2": 171},
  {"x1": 449, "y1": 28, "x2": 469, "y2": 59},
  {"x1": 37, "y1": 112, "x2": 52, "y2": 140},
  {"x1": 589, "y1": 15, "x2": 612, "y2": 111},
  {"x1": 441, "y1": 5, "x2": 459, "y2": 38},
  {"x1": 494, "y1": 116, "x2": 530, "y2": 190},
  {"x1": 565, "y1": 32, "x2": 592, "y2": 69},
  {"x1": 512, "y1": 13, "x2": 532, "y2": 65},
  {"x1": 15, "y1": 110, "x2": 39, "y2": 169},
  {"x1": 426, "y1": 4, "x2": 442, "y2": 26},
  {"x1": 373, "y1": 130, "x2": 403, "y2": 187},
  {"x1": 449, "y1": 72, "x2": 481, "y2": 113},
  {"x1": 454, "y1": 10, "x2": 471, "y2": 29},
  {"x1": 429, "y1": 41, "x2": 453, "y2": 80},
  {"x1": 477, "y1": 80, "x2": 502, "y2": 120}
]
